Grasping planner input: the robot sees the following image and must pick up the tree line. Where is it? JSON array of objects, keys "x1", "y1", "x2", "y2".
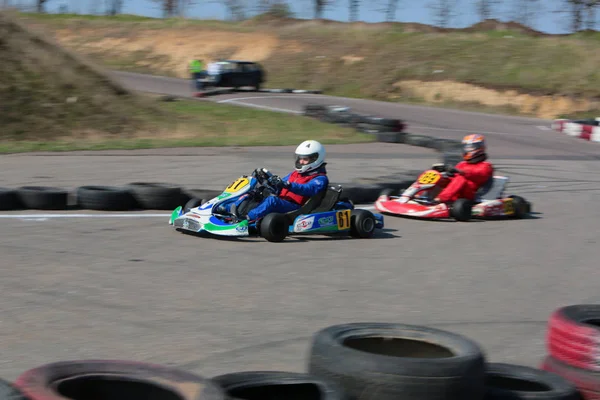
[{"x1": 6, "y1": 0, "x2": 600, "y2": 33}]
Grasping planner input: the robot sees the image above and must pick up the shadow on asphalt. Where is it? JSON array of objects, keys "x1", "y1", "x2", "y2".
[{"x1": 175, "y1": 228, "x2": 401, "y2": 242}]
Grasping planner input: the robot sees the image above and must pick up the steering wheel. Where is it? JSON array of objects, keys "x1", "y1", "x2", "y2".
[{"x1": 252, "y1": 167, "x2": 273, "y2": 184}]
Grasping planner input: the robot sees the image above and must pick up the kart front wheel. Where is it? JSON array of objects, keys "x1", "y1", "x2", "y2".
[
  {"x1": 260, "y1": 213, "x2": 288, "y2": 243},
  {"x1": 350, "y1": 209, "x2": 376, "y2": 238},
  {"x1": 451, "y1": 198, "x2": 473, "y2": 222},
  {"x1": 184, "y1": 197, "x2": 204, "y2": 213}
]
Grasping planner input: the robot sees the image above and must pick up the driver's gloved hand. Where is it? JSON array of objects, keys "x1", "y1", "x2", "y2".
[
  {"x1": 268, "y1": 176, "x2": 289, "y2": 191},
  {"x1": 447, "y1": 166, "x2": 460, "y2": 175}
]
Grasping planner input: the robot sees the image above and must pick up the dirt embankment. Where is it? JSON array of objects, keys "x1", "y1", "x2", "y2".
[
  {"x1": 0, "y1": 11, "x2": 165, "y2": 141},
  {"x1": 20, "y1": 14, "x2": 600, "y2": 120}
]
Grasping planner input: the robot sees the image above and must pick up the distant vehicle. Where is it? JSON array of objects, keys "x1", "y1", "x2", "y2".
[{"x1": 200, "y1": 60, "x2": 265, "y2": 91}]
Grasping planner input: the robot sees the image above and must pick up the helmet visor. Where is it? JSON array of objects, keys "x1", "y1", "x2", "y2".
[
  {"x1": 295, "y1": 153, "x2": 318, "y2": 169},
  {"x1": 463, "y1": 142, "x2": 483, "y2": 154}
]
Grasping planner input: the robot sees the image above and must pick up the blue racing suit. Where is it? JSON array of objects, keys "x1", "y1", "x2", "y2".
[{"x1": 229, "y1": 166, "x2": 329, "y2": 221}]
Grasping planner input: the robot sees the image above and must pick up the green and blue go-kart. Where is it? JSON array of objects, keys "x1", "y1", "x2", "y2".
[{"x1": 169, "y1": 168, "x2": 384, "y2": 242}]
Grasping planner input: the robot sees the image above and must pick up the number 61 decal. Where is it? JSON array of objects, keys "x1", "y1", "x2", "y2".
[{"x1": 336, "y1": 210, "x2": 351, "y2": 230}]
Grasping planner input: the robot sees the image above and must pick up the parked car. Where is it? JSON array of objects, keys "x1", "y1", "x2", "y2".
[{"x1": 201, "y1": 60, "x2": 265, "y2": 90}]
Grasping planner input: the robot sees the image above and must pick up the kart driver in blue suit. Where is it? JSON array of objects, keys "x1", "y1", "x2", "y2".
[{"x1": 223, "y1": 140, "x2": 329, "y2": 223}]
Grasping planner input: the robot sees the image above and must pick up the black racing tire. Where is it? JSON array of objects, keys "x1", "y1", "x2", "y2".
[
  {"x1": 362, "y1": 116, "x2": 404, "y2": 128},
  {"x1": 508, "y1": 195, "x2": 530, "y2": 218},
  {"x1": 260, "y1": 213, "x2": 288, "y2": 242},
  {"x1": 349, "y1": 209, "x2": 376, "y2": 238},
  {"x1": 307, "y1": 322, "x2": 486, "y2": 400},
  {"x1": 16, "y1": 186, "x2": 69, "y2": 210},
  {"x1": 184, "y1": 198, "x2": 205, "y2": 213},
  {"x1": 76, "y1": 186, "x2": 136, "y2": 211},
  {"x1": 0, "y1": 378, "x2": 29, "y2": 400},
  {"x1": 451, "y1": 198, "x2": 474, "y2": 222},
  {"x1": 14, "y1": 360, "x2": 225, "y2": 400},
  {"x1": 125, "y1": 182, "x2": 184, "y2": 210},
  {"x1": 484, "y1": 362, "x2": 580, "y2": 400},
  {"x1": 376, "y1": 132, "x2": 406, "y2": 143},
  {"x1": 211, "y1": 371, "x2": 347, "y2": 400},
  {"x1": 0, "y1": 187, "x2": 22, "y2": 210},
  {"x1": 404, "y1": 134, "x2": 435, "y2": 148}
]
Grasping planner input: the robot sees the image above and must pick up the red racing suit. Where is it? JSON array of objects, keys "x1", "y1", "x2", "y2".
[{"x1": 437, "y1": 160, "x2": 494, "y2": 203}]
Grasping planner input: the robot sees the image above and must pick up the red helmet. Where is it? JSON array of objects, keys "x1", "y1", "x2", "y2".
[{"x1": 462, "y1": 134, "x2": 486, "y2": 162}]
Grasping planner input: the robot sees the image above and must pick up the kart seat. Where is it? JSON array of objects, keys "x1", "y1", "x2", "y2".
[
  {"x1": 476, "y1": 176, "x2": 508, "y2": 201},
  {"x1": 284, "y1": 185, "x2": 341, "y2": 222}
]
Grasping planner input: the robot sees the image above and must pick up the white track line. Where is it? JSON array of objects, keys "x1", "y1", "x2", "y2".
[
  {"x1": 0, "y1": 213, "x2": 171, "y2": 219},
  {"x1": 0, "y1": 206, "x2": 377, "y2": 219}
]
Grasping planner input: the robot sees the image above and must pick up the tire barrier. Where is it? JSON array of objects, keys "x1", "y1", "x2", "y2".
[
  {"x1": 13, "y1": 360, "x2": 226, "y2": 400},
  {"x1": 0, "y1": 377, "x2": 28, "y2": 400},
  {"x1": 211, "y1": 371, "x2": 346, "y2": 400},
  {"x1": 0, "y1": 178, "x2": 416, "y2": 211},
  {"x1": 540, "y1": 304, "x2": 600, "y2": 400},
  {"x1": 0, "y1": 187, "x2": 22, "y2": 211},
  {"x1": 551, "y1": 118, "x2": 600, "y2": 142},
  {"x1": 16, "y1": 186, "x2": 69, "y2": 210},
  {"x1": 485, "y1": 363, "x2": 580, "y2": 400},
  {"x1": 307, "y1": 322, "x2": 486, "y2": 400},
  {"x1": 302, "y1": 104, "x2": 465, "y2": 163},
  {"x1": 1, "y1": 318, "x2": 587, "y2": 400}
]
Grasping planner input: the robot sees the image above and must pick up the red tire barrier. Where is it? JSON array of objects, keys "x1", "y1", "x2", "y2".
[{"x1": 546, "y1": 305, "x2": 600, "y2": 371}]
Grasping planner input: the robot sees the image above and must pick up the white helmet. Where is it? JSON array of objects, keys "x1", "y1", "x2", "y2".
[{"x1": 294, "y1": 140, "x2": 326, "y2": 173}]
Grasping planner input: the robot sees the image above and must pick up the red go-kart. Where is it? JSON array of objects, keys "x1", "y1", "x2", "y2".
[{"x1": 374, "y1": 163, "x2": 532, "y2": 221}]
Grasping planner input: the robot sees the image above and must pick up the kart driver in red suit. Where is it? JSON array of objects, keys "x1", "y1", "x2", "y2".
[{"x1": 434, "y1": 134, "x2": 494, "y2": 204}]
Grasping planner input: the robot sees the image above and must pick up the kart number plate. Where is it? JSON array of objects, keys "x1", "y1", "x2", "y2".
[
  {"x1": 224, "y1": 177, "x2": 249, "y2": 193},
  {"x1": 418, "y1": 171, "x2": 441, "y2": 185},
  {"x1": 336, "y1": 210, "x2": 351, "y2": 230},
  {"x1": 503, "y1": 198, "x2": 514, "y2": 214}
]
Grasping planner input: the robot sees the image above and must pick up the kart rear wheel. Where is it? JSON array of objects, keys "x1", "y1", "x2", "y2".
[
  {"x1": 451, "y1": 198, "x2": 473, "y2": 222},
  {"x1": 260, "y1": 213, "x2": 288, "y2": 243},
  {"x1": 350, "y1": 209, "x2": 376, "y2": 238},
  {"x1": 509, "y1": 195, "x2": 530, "y2": 218}
]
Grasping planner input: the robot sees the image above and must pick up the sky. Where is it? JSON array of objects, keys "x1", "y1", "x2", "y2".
[{"x1": 17, "y1": 0, "x2": 577, "y2": 34}]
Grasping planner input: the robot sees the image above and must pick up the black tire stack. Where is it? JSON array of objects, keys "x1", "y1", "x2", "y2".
[
  {"x1": 303, "y1": 104, "x2": 407, "y2": 144},
  {"x1": 3, "y1": 322, "x2": 582, "y2": 400},
  {"x1": 302, "y1": 104, "x2": 466, "y2": 165},
  {"x1": 0, "y1": 184, "x2": 223, "y2": 212}
]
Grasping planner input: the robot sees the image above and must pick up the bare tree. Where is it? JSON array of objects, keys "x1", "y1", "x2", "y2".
[
  {"x1": 222, "y1": 0, "x2": 246, "y2": 20},
  {"x1": 427, "y1": 0, "x2": 459, "y2": 28},
  {"x1": 152, "y1": 0, "x2": 196, "y2": 18},
  {"x1": 106, "y1": 0, "x2": 124, "y2": 15},
  {"x1": 314, "y1": 0, "x2": 334, "y2": 19},
  {"x1": 348, "y1": 0, "x2": 359, "y2": 21},
  {"x1": 385, "y1": 0, "x2": 399, "y2": 21},
  {"x1": 508, "y1": 0, "x2": 542, "y2": 27},
  {"x1": 582, "y1": 0, "x2": 599, "y2": 29},
  {"x1": 474, "y1": 0, "x2": 500, "y2": 20},
  {"x1": 36, "y1": 0, "x2": 47, "y2": 12}
]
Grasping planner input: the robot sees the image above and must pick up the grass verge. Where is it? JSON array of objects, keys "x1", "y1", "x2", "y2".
[{"x1": 0, "y1": 97, "x2": 375, "y2": 154}]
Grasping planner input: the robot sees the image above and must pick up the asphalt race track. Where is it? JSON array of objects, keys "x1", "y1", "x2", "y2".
[{"x1": 0, "y1": 72, "x2": 599, "y2": 381}]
